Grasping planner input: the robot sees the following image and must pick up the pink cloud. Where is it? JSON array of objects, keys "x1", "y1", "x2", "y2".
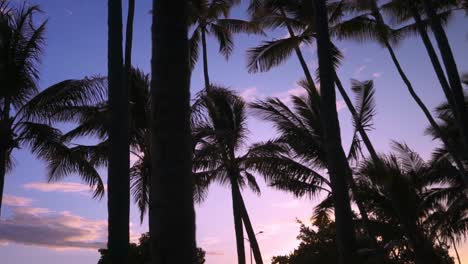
[
  {"x1": 23, "y1": 182, "x2": 94, "y2": 194},
  {"x1": 240, "y1": 87, "x2": 260, "y2": 102},
  {"x1": 3, "y1": 195, "x2": 33, "y2": 207}
]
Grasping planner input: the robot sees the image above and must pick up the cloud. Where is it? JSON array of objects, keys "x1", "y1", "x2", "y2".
[
  {"x1": 64, "y1": 9, "x2": 73, "y2": 16},
  {"x1": 23, "y1": 182, "x2": 94, "y2": 195},
  {"x1": 336, "y1": 100, "x2": 347, "y2": 112},
  {"x1": 354, "y1": 65, "x2": 367, "y2": 76},
  {"x1": 3, "y1": 195, "x2": 33, "y2": 207},
  {"x1": 0, "y1": 206, "x2": 107, "y2": 250},
  {"x1": 240, "y1": 87, "x2": 260, "y2": 102},
  {"x1": 372, "y1": 72, "x2": 382, "y2": 78}
]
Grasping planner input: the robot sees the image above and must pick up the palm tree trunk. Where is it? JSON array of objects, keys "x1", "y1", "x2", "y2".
[
  {"x1": 0, "y1": 147, "x2": 6, "y2": 217},
  {"x1": 234, "y1": 182, "x2": 263, "y2": 264},
  {"x1": 451, "y1": 236, "x2": 462, "y2": 264},
  {"x1": 291, "y1": 39, "x2": 381, "y2": 249},
  {"x1": 201, "y1": 28, "x2": 211, "y2": 90},
  {"x1": 0, "y1": 98, "x2": 10, "y2": 217},
  {"x1": 422, "y1": 0, "x2": 468, "y2": 156},
  {"x1": 231, "y1": 180, "x2": 246, "y2": 264},
  {"x1": 107, "y1": 0, "x2": 130, "y2": 264},
  {"x1": 410, "y1": 5, "x2": 454, "y2": 112},
  {"x1": 150, "y1": 0, "x2": 196, "y2": 263},
  {"x1": 124, "y1": 0, "x2": 135, "y2": 69},
  {"x1": 313, "y1": 1, "x2": 357, "y2": 263}
]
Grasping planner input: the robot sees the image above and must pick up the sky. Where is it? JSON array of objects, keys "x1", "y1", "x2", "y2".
[{"x1": 0, "y1": 0, "x2": 467, "y2": 264}]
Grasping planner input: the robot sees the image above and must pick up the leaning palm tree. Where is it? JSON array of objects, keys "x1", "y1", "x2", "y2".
[
  {"x1": 381, "y1": 0, "x2": 468, "y2": 169},
  {"x1": 332, "y1": 0, "x2": 468, "y2": 185},
  {"x1": 313, "y1": 1, "x2": 357, "y2": 262},
  {"x1": 0, "y1": 1, "x2": 103, "y2": 216},
  {"x1": 151, "y1": 0, "x2": 196, "y2": 262},
  {"x1": 192, "y1": 87, "x2": 263, "y2": 264},
  {"x1": 189, "y1": 0, "x2": 260, "y2": 89}
]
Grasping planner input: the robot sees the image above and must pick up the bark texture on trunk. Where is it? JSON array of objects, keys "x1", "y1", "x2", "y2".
[
  {"x1": 150, "y1": 0, "x2": 196, "y2": 263},
  {"x1": 107, "y1": 1, "x2": 130, "y2": 264},
  {"x1": 313, "y1": 1, "x2": 357, "y2": 263}
]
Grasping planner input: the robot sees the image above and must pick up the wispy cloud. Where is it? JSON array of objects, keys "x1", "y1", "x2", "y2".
[
  {"x1": 3, "y1": 195, "x2": 33, "y2": 207},
  {"x1": 64, "y1": 9, "x2": 73, "y2": 16},
  {"x1": 240, "y1": 87, "x2": 260, "y2": 102},
  {"x1": 23, "y1": 182, "x2": 94, "y2": 195},
  {"x1": 372, "y1": 72, "x2": 382, "y2": 78},
  {"x1": 354, "y1": 65, "x2": 367, "y2": 76},
  {"x1": 0, "y1": 206, "x2": 106, "y2": 250}
]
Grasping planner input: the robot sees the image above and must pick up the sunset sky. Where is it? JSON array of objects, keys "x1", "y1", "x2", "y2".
[{"x1": 1, "y1": 1, "x2": 468, "y2": 263}]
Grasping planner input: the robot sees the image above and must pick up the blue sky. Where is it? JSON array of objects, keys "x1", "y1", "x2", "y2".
[{"x1": 1, "y1": 1, "x2": 468, "y2": 264}]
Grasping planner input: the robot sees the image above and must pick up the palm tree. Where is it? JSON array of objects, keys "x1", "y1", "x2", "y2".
[
  {"x1": 332, "y1": 0, "x2": 468, "y2": 185},
  {"x1": 381, "y1": 0, "x2": 468, "y2": 170},
  {"x1": 151, "y1": 0, "x2": 196, "y2": 262},
  {"x1": 192, "y1": 87, "x2": 264, "y2": 264},
  {"x1": 189, "y1": 0, "x2": 260, "y2": 90},
  {"x1": 313, "y1": 0, "x2": 357, "y2": 262},
  {"x1": 107, "y1": 0, "x2": 130, "y2": 263},
  {"x1": 0, "y1": 1, "x2": 103, "y2": 216},
  {"x1": 357, "y1": 142, "x2": 454, "y2": 264}
]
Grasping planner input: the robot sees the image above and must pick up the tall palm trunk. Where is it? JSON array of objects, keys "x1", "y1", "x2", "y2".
[
  {"x1": 288, "y1": 23, "x2": 380, "y2": 247},
  {"x1": 124, "y1": 0, "x2": 135, "y2": 69},
  {"x1": 231, "y1": 179, "x2": 246, "y2": 264},
  {"x1": 150, "y1": 0, "x2": 196, "y2": 263},
  {"x1": 235, "y1": 181, "x2": 263, "y2": 264},
  {"x1": 201, "y1": 28, "x2": 211, "y2": 90},
  {"x1": 368, "y1": 1, "x2": 468, "y2": 185},
  {"x1": 108, "y1": 1, "x2": 130, "y2": 263},
  {"x1": 0, "y1": 98, "x2": 10, "y2": 217},
  {"x1": 422, "y1": 0, "x2": 468, "y2": 156},
  {"x1": 313, "y1": 1, "x2": 357, "y2": 263},
  {"x1": 451, "y1": 236, "x2": 462, "y2": 264}
]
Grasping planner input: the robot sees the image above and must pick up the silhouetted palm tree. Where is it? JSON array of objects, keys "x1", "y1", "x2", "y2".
[
  {"x1": 332, "y1": 0, "x2": 468, "y2": 185},
  {"x1": 107, "y1": 0, "x2": 130, "y2": 263},
  {"x1": 358, "y1": 142, "x2": 453, "y2": 264},
  {"x1": 189, "y1": 0, "x2": 260, "y2": 90},
  {"x1": 151, "y1": 0, "x2": 196, "y2": 262},
  {"x1": 313, "y1": 0, "x2": 357, "y2": 262},
  {"x1": 0, "y1": 1, "x2": 103, "y2": 216},
  {"x1": 192, "y1": 87, "x2": 264, "y2": 264}
]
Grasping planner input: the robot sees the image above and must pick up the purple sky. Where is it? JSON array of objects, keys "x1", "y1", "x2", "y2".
[{"x1": 1, "y1": 1, "x2": 468, "y2": 263}]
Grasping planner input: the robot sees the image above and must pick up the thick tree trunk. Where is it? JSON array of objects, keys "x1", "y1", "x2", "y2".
[
  {"x1": 234, "y1": 182, "x2": 263, "y2": 264},
  {"x1": 107, "y1": 1, "x2": 130, "y2": 264},
  {"x1": 150, "y1": 0, "x2": 196, "y2": 263},
  {"x1": 423, "y1": 0, "x2": 468, "y2": 157},
  {"x1": 0, "y1": 98, "x2": 10, "y2": 217},
  {"x1": 201, "y1": 28, "x2": 211, "y2": 91},
  {"x1": 231, "y1": 180, "x2": 246, "y2": 264},
  {"x1": 313, "y1": 1, "x2": 357, "y2": 263}
]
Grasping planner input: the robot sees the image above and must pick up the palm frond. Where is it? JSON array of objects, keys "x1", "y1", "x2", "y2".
[
  {"x1": 209, "y1": 23, "x2": 234, "y2": 58},
  {"x1": 351, "y1": 79, "x2": 376, "y2": 132}
]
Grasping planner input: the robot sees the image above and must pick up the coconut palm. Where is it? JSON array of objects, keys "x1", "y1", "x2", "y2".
[
  {"x1": 357, "y1": 142, "x2": 459, "y2": 264},
  {"x1": 0, "y1": 0, "x2": 104, "y2": 216},
  {"x1": 332, "y1": 0, "x2": 468, "y2": 185},
  {"x1": 151, "y1": 0, "x2": 196, "y2": 262},
  {"x1": 189, "y1": 0, "x2": 260, "y2": 90},
  {"x1": 313, "y1": 0, "x2": 357, "y2": 262},
  {"x1": 192, "y1": 87, "x2": 264, "y2": 264},
  {"x1": 107, "y1": 0, "x2": 130, "y2": 262},
  {"x1": 380, "y1": 0, "x2": 468, "y2": 173}
]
